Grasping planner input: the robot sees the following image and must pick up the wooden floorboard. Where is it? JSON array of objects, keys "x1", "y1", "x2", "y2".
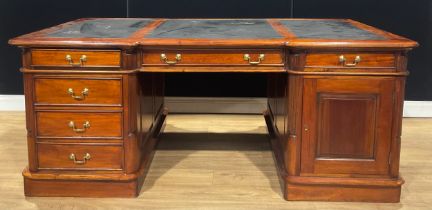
[{"x1": 0, "y1": 112, "x2": 431, "y2": 210}]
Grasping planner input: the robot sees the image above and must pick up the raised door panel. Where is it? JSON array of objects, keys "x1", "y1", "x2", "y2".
[
  {"x1": 301, "y1": 77, "x2": 394, "y2": 175},
  {"x1": 317, "y1": 94, "x2": 376, "y2": 159}
]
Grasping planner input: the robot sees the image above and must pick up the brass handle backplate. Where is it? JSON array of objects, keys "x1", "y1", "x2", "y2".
[
  {"x1": 68, "y1": 121, "x2": 90, "y2": 133},
  {"x1": 339, "y1": 55, "x2": 361, "y2": 67},
  {"x1": 69, "y1": 153, "x2": 91, "y2": 164},
  {"x1": 67, "y1": 88, "x2": 89, "y2": 100},
  {"x1": 160, "y1": 53, "x2": 181, "y2": 65},
  {"x1": 65, "y1": 54, "x2": 87, "y2": 67},
  {"x1": 244, "y1": 54, "x2": 265, "y2": 65}
]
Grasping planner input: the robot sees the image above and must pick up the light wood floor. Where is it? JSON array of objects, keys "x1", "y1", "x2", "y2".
[{"x1": 0, "y1": 112, "x2": 431, "y2": 210}]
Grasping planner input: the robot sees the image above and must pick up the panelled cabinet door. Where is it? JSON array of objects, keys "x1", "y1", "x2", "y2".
[{"x1": 301, "y1": 77, "x2": 394, "y2": 176}]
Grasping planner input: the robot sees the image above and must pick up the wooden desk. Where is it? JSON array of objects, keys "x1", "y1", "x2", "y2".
[{"x1": 9, "y1": 18, "x2": 418, "y2": 202}]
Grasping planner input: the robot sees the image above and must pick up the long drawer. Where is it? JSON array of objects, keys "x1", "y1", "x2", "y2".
[
  {"x1": 304, "y1": 52, "x2": 396, "y2": 71},
  {"x1": 142, "y1": 49, "x2": 284, "y2": 67},
  {"x1": 37, "y1": 143, "x2": 123, "y2": 170},
  {"x1": 34, "y1": 77, "x2": 123, "y2": 106},
  {"x1": 31, "y1": 49, "x2": 121, "y2": 68},
  {"x1": 36, "y1": 111, "x2": 122, "y2": 138}
]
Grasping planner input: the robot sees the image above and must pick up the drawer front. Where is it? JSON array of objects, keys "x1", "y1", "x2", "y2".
[
  {"x1": 36, "y1": 112, "x2": 122, "y2": 138},
  {"x1": 31, "y1": 49, "x2": 121, "y2": 68},
  {"x1": 34, "y1": 77, "x2": 122, "y2": 106},
  {"x1": 305, "y1": 53, "x2": 395, "y2": 70},
  {"x1": 142, "y1": 49, "x2": 283, "y2": 66},
  {"x1": 38, "y1": 143, "x2": 123, "y2": 170}
]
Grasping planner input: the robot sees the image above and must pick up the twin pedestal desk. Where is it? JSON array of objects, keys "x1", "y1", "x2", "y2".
[{"x1": 9, "y1": 18, "x2": 418, "y2": 202}]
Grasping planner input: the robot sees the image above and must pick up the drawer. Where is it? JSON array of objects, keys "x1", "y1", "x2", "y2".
[
  {"x1": 36, "y1": 112, "x2": 122, "y2": 138},
  {"x1": 304, "y1": 53, "x2": 395, "y2": 71},
  {"x1": 34, "y1": 77, "x2": 122, "y2": 106},
  {"x1": 37, "y1": 143, "x2": 123, "y2": 170},
  {"x1": 31, "y1": 49, "x2": 121, "y2": 68},
  {"x1": 142, "y1": 49, "x2": 284, "y2": 66}
]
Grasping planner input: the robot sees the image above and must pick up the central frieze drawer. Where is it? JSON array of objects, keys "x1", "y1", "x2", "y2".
[
  {"x1": 31, "y1": 49, "x2": 121, "y2": 68},
  {"x1": 34, "y1": 77, "x2": 123, "y2": 106},
  {"x1": 142, "y1": 49, "x2": 284, "y2": 66},
  {"x1": 37, "y1": 143, "x2": 123, "y2": 170},
  {"x1": 36, "y1": 112, "x2": 122, "y2": 138}
]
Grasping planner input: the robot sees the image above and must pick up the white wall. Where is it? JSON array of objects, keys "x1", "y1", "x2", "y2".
[{"x1": 1, "y1": 95, "x2": 431, "y2": 117}]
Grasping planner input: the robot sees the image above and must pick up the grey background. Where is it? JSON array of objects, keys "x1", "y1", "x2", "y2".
[{"x1": 1, "y1": 0, "x2": 430, "y2": 100}]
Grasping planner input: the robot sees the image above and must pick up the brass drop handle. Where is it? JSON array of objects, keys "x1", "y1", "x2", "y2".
[
  {"x1": 339, "y1": 55, "x2": 361, "y2": 67},
  {"x1": 68, "y1": 121, "x2": 90, "y2": 133},
  {"x1": 160, "y1": 53, "x2": 181, "y2": 65},
  {"x1": 65, "y1": 54, "x2": 87, "y2": 66},
  {"x1": 244, "y1": 54, "x2": 265, "y2": 65},
  {"x1": 67, "y1": 88, "x2": 89, "y2": 100},
  {"x1": 69, "y1": 153, "x2": 91, "y2": 165}
]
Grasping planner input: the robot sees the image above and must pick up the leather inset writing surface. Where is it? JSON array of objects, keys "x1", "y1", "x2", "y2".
[
  {"x1": 48, "y1": 19, "x2": 154, "y2": 38},
  {"x1": 280, "y1": 20, "x2": 386, "y2": 40},
  {"x1": 146, "y1": 19, "x2": 282, "y2": 39}
]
